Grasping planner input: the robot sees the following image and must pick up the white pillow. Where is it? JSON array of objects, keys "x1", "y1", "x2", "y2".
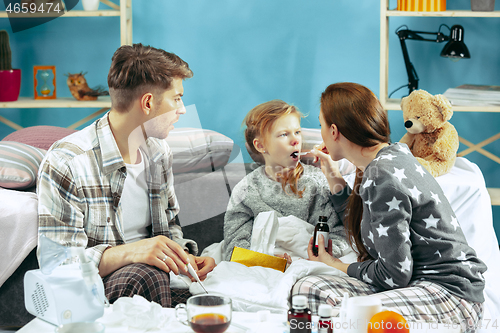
[{"x1": 166, "y1": 128, "x2": 234, "y2": 174}]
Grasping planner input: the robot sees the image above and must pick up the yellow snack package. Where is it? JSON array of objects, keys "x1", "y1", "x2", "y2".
[{"x1": 229, "y1": 246, "x2": 287, "y2": 272}]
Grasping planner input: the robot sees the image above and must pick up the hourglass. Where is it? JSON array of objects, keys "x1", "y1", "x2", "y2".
[{"x1": 34, "y1": 65, "x2": 57, "y2": 99}]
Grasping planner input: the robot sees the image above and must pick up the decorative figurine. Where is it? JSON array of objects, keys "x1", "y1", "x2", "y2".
[{"x1": 65, "y1": 72, "x2": 108, "y2": 101}]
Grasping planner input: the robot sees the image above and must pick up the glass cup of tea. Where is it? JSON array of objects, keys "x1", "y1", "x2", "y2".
[{"x1": 175, "y1": 294, "x2": 232, "y2": 333}]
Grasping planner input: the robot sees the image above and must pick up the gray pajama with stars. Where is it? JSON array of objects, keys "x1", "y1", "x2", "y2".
[{"x1": 292, "y1": 143, "x2": 486, "y2": 332}]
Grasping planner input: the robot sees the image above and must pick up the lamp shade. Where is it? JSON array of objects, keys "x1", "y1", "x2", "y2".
[{"x1": 440, "y1": 25, "x2": 470, "y2": 58}]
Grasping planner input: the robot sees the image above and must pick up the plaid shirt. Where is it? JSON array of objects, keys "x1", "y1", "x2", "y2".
[{"x1": 37, "y1": 113, "x2": 197, "y2": 268}]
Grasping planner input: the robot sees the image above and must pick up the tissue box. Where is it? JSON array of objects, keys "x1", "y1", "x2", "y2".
[
  {"x1": 397, "y1": 0, "x2": 446, "y2": 11},
  {"x1": 230, "y1": 247, "x2": 287, "y2": 272}
]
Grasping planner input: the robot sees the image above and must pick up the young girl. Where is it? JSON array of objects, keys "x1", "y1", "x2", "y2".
[
  {"x1": 222, "y1": 100, "x2": 350, "y2": 261},
  {"x1": 292, "y1": 82, "x2": 486, "y2": 332}
]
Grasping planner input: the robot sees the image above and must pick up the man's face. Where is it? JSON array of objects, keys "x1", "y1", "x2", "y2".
[{"x1": 143, "y1": 77, "x2": 186, "y2": 139}]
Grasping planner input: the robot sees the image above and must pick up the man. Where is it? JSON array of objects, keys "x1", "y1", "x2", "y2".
[{"x1": 37, "y1": 43, "x2": 215, "y2": 307}]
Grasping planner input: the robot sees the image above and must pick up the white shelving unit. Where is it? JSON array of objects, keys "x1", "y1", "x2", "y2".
[
  {"x1": 0, "y1": 0, "x2": 132, "y2": 130},
  {"x1": 379, "y1": 0, "x2": 500, "y2": 206}
]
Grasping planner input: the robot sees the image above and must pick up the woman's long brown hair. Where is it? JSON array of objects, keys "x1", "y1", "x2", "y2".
[
  {"x1": 244, "y1": 100, "x2": 305, "y2": 197},
  {"x1": 320, "y1": 83, "x2": 390, "y2": 261}
]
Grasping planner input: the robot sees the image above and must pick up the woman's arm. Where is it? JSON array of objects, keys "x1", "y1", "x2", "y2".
[{"x1": 347, "y1": 179, "x2": 414, "y2": 290}]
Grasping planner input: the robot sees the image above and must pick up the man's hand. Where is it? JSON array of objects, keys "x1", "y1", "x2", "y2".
[
  {"x1": 99, "y1": 235, "x2": 190, "y2": 277},
  {"x1": 129, "y1": 235, "x2": 190, "y2": 275}
]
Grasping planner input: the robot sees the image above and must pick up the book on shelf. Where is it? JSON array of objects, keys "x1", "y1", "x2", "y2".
[{"x1": 443, "y1": 84, "x2": 500, "y2": 106}]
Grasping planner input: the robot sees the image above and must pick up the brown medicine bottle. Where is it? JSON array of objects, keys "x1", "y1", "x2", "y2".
[
  {"x1": 313, "y1": 216, "x2": 329, "y2": 256},
  {"x1": 288, "y1": 295, "x2": 312, "y2": 333}
]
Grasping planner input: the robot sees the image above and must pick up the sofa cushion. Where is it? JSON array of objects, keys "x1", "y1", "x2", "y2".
[
  {"x1": 3, "y1": 125, "x2": 234, "y2": 177},
  {"x1": 0, "y1": 142, "x2": 46, "y2": 190},
  {"x1": 167, "y1": 128, "x2": 234, "y2": 174},
  {"x1": 2, "y1": 125, "x2": 77, "y2": 150}
]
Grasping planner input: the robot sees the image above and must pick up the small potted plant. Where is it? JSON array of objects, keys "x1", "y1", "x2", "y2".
[{"x1": 0, "y1": 30, "x2": 21, "y2": 102}]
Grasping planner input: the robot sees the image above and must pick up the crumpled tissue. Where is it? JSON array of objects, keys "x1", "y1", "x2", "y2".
[
  {"x1": 230, "y1": 210, "x2": 286, "y2": 271},
  {"x1": 274, "y1": 215, "x2": 315, "y2": 260},
  {"x1": 250, "y1": 211, "x2": 279, "y2": 255},
  {"x1": 99, "y1": 295, "x2": 168, "y2": 330}
]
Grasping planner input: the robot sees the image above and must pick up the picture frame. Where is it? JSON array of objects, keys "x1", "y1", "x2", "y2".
[{"x1": 34, "y1": 65, "x2": 56, "y2": 99}]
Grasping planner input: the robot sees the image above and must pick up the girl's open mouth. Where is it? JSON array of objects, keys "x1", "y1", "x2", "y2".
[{"x1": 291, "y1": 151, "x2": 307, "y2": 159}]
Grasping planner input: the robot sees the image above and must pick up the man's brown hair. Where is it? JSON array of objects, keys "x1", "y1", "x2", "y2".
[{"x1": 107, "y1": 43, "x2": 193, "y2": 112}]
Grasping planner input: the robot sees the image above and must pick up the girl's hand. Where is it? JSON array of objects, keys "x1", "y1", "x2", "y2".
[
  {"x1": 310, "y1": 143, "x2": 347, "y2": 194},
  {"x1": 192, "y1": 256, "x2": 216, "y2": 281},
  {"x1": 276, "y1": 252, "x2": 292, "y2": 264}
]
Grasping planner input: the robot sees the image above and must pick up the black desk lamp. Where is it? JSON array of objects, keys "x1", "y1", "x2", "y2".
[{"x1": 395, "y1": 24, "x2": 470, "y2": 96}]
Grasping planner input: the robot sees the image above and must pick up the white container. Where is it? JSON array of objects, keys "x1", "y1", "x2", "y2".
[
  {"x1": 82, "y1": 0, "x2": 100, "y2": 11},
  {"x1": 24, "y1": 264, "x2": 105, "y2": 326}
]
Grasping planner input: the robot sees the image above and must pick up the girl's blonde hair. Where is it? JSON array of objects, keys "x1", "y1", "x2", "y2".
[{"x1": 243, "y1": 100, "x2": 305, "y2": 197}]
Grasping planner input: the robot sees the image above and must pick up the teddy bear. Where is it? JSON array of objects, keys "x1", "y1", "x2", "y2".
[{"x1": 400, "y1": 89, "x2": 459, "y2": 177}]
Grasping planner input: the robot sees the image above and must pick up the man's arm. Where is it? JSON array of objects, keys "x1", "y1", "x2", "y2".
[{"x1": 37, "y1": 153, "x2": 109, "y2": 268}]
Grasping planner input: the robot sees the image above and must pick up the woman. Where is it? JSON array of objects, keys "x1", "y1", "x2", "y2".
[{"x1": 292, "y1": 82, "x2": 486, "y2": 332}]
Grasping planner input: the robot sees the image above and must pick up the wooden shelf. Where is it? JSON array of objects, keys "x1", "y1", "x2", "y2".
[
  {"x1": 0, "y1": 96, "x2": 111, "y2": 109},
  {"x1": 0, "y1": 10, "x2": 121, "y2": 18},
  {"x1": 380, "y1": 1, "x2": 500, "y2": 206},
  {"x1": 386, "y1": 9, "x2": 500, "y2": 17},
  {"x1": 382, "y1": 99, "x2": 500, "y2": 112},
  {"x1": 0, "y1": 0, "x2": 131, "y2": 131},
  {"x1": 488, "y1": 188, "x2": 500, "y2": 206}
]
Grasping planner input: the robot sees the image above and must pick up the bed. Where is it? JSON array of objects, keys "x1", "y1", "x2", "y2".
[{"x1": 1, "y1": 126, "x2": 499, "y2": 332}]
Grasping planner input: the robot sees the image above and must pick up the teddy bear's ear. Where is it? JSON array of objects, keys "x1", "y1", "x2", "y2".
[
  {"x1": 400, "y1": 95, "x2": 408, "y2": 110},
  {"x1": 432, "y1": 94, "x2": 453, "y2": 121}
]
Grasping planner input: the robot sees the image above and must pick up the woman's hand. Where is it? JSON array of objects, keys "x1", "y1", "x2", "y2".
[
  {"x1": 308, "y1": 235, "x2": 349, "y2": 274},
  {"x1": 310, "y1": 143, "x2": 347, "y2": 194}
]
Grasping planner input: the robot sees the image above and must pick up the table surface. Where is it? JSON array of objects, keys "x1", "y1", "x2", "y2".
[{"x1": 17, "y1": 307, "x2": 462, "y2": 333}]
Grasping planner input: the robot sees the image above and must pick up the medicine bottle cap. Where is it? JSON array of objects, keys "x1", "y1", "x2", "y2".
[
  {"x1": 292, "y1": 295, "x2": 308, "y2": 309},
  {"x1": 319, "y1": 216, "x2": 327, "y2": 222},
  {"x1": 318, "y1": 304, "x2": 333, "y2": 317}
]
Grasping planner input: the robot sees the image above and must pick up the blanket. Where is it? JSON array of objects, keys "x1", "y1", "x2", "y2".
[
  {"x1": 0, "y1": 188, "x2": 38, "y2": 287},
  {"x1": 187, "y1": 214, "x2": 356, "y2": 312},
  {"x1": 435, "y1": 158, "x2": 500, "y2": 329},
  {"x1": 189, "y1": 259, "x2": 355, "y2": 313}
]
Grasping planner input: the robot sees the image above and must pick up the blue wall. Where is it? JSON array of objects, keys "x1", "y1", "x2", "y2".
[{"x1": 1, "y1": 0, "x2": 499, "y2": 240}]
